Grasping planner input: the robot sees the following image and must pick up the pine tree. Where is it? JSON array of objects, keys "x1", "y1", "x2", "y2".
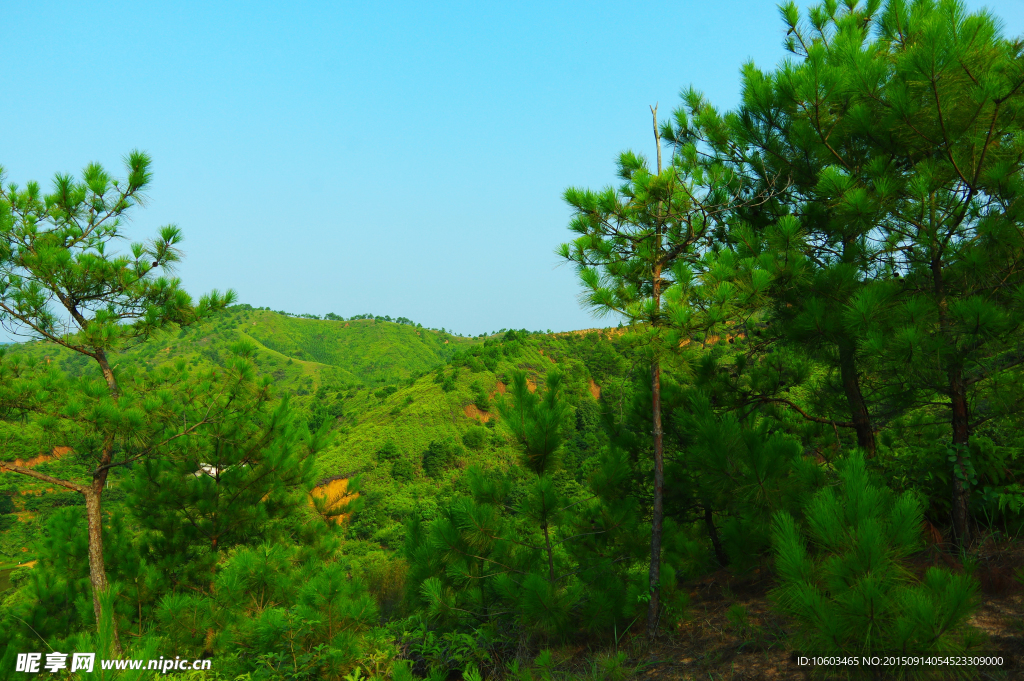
[
  {"x1": 682, "y1": 0, "x2": 894, "y2": 458},
  {"x1": 866, "y1": 0, "x2": 1024, "y2": 548},
  {"x1": 689, "y1": 0, "x2": 1024, "y2": 546},
  {"x1": 758, "y1": 0, "x2": 1024, "y2": 546},
  {"x1": 10, "y1": 507, "x2": 92, "y2": 643},
  {"x1": 404, "y1": 369, "x2": 650, "y2": 643},
  {"x1": 679, "y1": 392, "x2": 823, "y2": 572},
  {"x1": 558, "y1": 106, "x2": 755, "y2": 634},
  {"x1": 771, "y1": 452, "x2": 981, "y2": 675},
  {"x1": 0, "y1": 503, "x2": 164, "y2": 671},
  {"x1": 185, "y1": 544, "x2": 378, "y2": 680},
  {"x1": 0, "y1": 153, "x2": 233, "y2": 649},
  {"x1": 124, "y1": 342, "x2": 327, "y2": 591}
]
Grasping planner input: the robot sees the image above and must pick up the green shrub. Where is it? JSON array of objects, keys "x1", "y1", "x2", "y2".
[
  {"x1": 771, "y1": 453, "x2": 982, "y2": 672},
  {"x1": 392, "y1": 458, "x2": 416, "y2": 482},
  {"x1": 377, "y1": 440, "x2": 401, "y2": 462},
  {"x1": 375, "y1": 385, "x2": 398, "y2": 400},
  {"x1": 0, "y1": 494, "x2": 13, "y2": 515},
  {"x1": 405, "y1": 371, "x2": 655, "y2": 642},
  {"x1": 422, "y1": 437, "x2": 464, "y2": 478},
  {"x1": 8, "y1": 565, "x2": 32, "y2": 588},
  {"x1": 469, "y1": 380, "x2": 490, "y2": 410},
  {"x1": 462, "y1": 426, "x2": 488, "y2": 451}
]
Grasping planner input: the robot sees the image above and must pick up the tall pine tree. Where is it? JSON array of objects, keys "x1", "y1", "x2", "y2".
[
  {"x1": 559, "y1": 106, "x2": 754, "y2": 634},
  {"x1": 0, "y1": 153, "x2": 233, "y2": 650}
]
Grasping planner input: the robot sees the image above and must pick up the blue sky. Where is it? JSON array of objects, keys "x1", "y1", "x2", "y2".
[{"x1": 3, "y1": 0, "x2": 1023, "y2": 337}]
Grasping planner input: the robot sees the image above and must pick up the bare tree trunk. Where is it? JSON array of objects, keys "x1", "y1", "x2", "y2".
[
  {"x1": 0, "y1": 457, "x2": 120, "y2": 654},
  {"x1": 90, "y1": 348, "x2": 123, "y2": 654},
  {"x1": 94, "y1": 349, "x2": 120, "y2": 398},
  {"x1": 646, "y1": 102, "x2": 665, "y2": 638},
  {"x1": 86, "y1": 464, "x2": 121, "y2": 656},
  {"x1": 647, "y1": 360, "x2": 664, "y2": 637},
  {"x1": 837, "y1": 335, "x2": 876, "y2": 457},
  {"x1": 949, "y1": 365, "x2": 972, "y2": 548},
  {"x1": 931, "y1": 256, "x2": 972, "y2": 548},
  {"x1": 703, "y1": 503, "x2": 728, "y2": 567},
  {"x1": 835, "y1": 240, "x2": 877, "y2": 458},
  {"x1": 542, "y1": 521, "x2": 556, "y2": 584}
]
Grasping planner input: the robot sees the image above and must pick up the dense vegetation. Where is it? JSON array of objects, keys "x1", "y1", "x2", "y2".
[{"x1": 3, "y1": 1, "x2": 1024, "y2": 679}]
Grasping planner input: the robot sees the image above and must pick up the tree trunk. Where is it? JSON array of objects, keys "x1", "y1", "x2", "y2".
[
  {"x1": 540, "y1": 478, "x2": 556, "y2": 584},
  {"x1": 91, "y1": 348, "x2": 122, "y2": 653},
  {"x1": 949, "y1": 364, "x2": 973, "y2": 548},
  {"x1": 542, "y1": 522, "x2": 556, "y2": 585},
  {"x1": 646, "y1": 103, "x2": 665, "y2": 638},
  {"x1": 834, "y1": 239, "x2": 876, "y2": 458},
  {"x1": 0, "y1": 460, "x2": 120, "y2": 652},
  {"x1": 84, "y1": 471, "x2": 121, "y2": 655},
  {"x1": 703, "y1": 503, "x2": 728, "y2": 567},
  {"x1": 646, "y1": 360, "x2": 664, "y2": 637},
  {"x1": 94, "y1": 349, "x2": 121, "y2": 398},
  {"x1": 837, "y1": 335, "x2": 876, "y2": 457},
  {"x1": 931, "y1": 255, "x2": 973, "y2": 548}
]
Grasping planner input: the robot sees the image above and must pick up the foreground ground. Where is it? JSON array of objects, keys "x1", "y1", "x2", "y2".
[{"x1": 541, "y1": 539, "x2": 1024, "y2": 680}]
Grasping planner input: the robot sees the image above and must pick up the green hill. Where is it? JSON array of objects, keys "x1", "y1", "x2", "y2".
[
  {"x1": 1, "y1": 305, "x2": 482, "y2": 397},
  {"x1": 243, "y1": 311, "x2": 471, "y2": 385},
  {"x1": 0, "y1": 317, "x2": 624, "y2": 559},
  {"x1": 307, "y1": 329, "x2": 628, "y2": 547}
]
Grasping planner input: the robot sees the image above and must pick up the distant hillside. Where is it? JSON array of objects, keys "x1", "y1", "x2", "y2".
[
  {"x1": 243, "y1": 311, "x2": 471, "y2": 384},
  {"x1": 0, "y1": 313, "x2": 630, "y2": 557},
  {"x1": 1, "y1": 305, "x2": 483, "y2": 394},
  {"x1": 306, "y1": 328, "x2": 631, "y2": 547}
]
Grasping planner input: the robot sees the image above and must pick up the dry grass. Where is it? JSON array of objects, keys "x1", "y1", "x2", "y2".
[{"x1": 309, "y1": 478, "x2": 357, "y2": 525}]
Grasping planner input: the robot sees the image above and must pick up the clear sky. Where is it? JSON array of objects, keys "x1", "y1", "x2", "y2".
[{"x1": 2, "y1": 0, "x2": 1023, "y2": 337}]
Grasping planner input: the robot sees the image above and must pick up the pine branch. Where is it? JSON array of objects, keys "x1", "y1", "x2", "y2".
[
  {"x1": 754, "y1": 396, "x2": 857, "y2": 428},
  {"x1": 0, "y1": 461, "x2": 87, "y2": 493}
]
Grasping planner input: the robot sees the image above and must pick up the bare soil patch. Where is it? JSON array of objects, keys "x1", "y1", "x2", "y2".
[
  {"x1": 490, "y1": 381, "x2": 507, "y2": 399},
  {"x1": 0, "y1": 446, "x2": 72, "y2": 473},
  {"x1": 464, "y1": 404, "x2": 491, "y2": 423}
]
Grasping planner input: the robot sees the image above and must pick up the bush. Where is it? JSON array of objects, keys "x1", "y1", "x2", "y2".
[
  {"x1": 357, "y1": 553, "x2": 408, "y2": 620},
  {"x1": 8, "y1": 565, "x2": 32, "y2": 588},
  {"x1": 462, "y1": 426, "x2": 488, "y2": 450},
  {"x1": 422, "y1": 437, "x2": 464, "y2": 478},
  {"x1": 392, "y1": 458, "x2": 416, "y2": 482},
  {"x1": 377, "y1": 440, "x2": 401, "y2": 462},
  {"x1": 374, "y1": 385, "x2": 398, "y2": 400},
  {"x1": 0, "y1": 494, "x2": 13, "y2": 515},
  {"x1": 470, "y1": 380, "x2": 490, "y2": 410},
  {"x1": 770, "y1": 453, "x2": 982, "y2": 670}
]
